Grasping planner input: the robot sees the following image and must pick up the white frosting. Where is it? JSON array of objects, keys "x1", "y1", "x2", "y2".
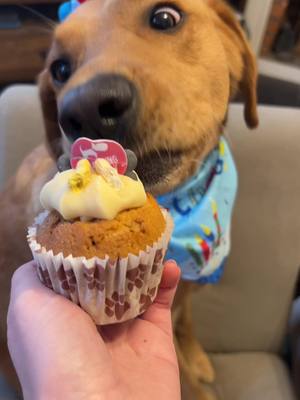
[{"x1": 40, "y1": 159, "x2": 147, "y2": 221}]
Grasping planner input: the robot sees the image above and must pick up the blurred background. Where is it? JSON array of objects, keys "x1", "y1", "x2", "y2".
[{"x1": 0, "y1": 0, "x2": 300, "y2": 106}]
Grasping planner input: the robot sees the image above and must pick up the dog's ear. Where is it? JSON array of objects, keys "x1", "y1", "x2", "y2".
[
  {"x1": 207, "y1": 0, "x2": 259, "y2": 128},
  {"x1": 38, "y1": 70, "x2": 62, "y2": 159}
]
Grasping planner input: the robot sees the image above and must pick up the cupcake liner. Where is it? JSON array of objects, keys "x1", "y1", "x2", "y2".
[{"x1": 27, "y1": 209, "x2": 173, "y2": 325}]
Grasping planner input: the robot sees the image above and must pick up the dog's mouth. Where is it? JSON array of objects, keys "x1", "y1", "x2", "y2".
[
  {"x1": 61, "y1": 127, "x2": 184, "y2": 192},
  {"x1": 136, "y1": 148, "x2": 183, "y2": 190}
]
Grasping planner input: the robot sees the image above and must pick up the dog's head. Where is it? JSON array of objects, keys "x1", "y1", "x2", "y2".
[{"x1": 39, "y1": 0, "x2": 258, "y2": 195}]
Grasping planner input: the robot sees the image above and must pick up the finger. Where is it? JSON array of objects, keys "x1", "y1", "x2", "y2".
[
  {"x1": 141, "y1": 261, "x2": 180, "y2": 333},
  {"x1": 8, "y1": 261, "x2": 65, "y2": 312},
  {"x1": 154, "y1": 261, "x2": 181, "y2": 308},
  {"x1": 8, "y1": 261, "x2": 83, "y2": 335},
  {"x1": 8, "y1": 262, "x2": 104, "y2": 353},
  {"x1": 8, "y1": 263, "x2": 113, "y2": 397},
  {"x1": 10, "y1": 261, "x2": 47, "y2": 295}
]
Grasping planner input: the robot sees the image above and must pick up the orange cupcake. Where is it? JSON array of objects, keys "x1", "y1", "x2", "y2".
[{"x1": 28, "y1": 158, "x2": 173, "y2": 324}]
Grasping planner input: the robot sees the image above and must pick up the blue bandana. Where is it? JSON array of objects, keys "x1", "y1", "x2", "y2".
[{"x1": 158, "y1": 138, "x2": 238, "y2": 284}]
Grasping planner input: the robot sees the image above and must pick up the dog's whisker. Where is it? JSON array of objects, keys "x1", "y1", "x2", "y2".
[
  {"x1": 136, "y1": 142, "x2": 145, "y2": 158},
  {"x1": 143, "y1": 138, "x2": 151, "y2": 156},
  {"x1": 18, "y1": 5, "x2": 57, "y2": 29},
  {"x1": 155, "y1": 147, "x2": 161, "y2": 160},
  {"x1": 155, "y1": 147, "x2": 164, "y2": 165},
  {"x1": 166, "y1": 146, "x2": 172, "y2": 165},
  {"x1": 142, "y1": 141, "x2": 148, "y2": 157}
]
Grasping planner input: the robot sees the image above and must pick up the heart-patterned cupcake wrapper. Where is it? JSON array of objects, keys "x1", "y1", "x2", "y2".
[{"x1": 27, "y1": 209, "x2": 173, "y2": 325}]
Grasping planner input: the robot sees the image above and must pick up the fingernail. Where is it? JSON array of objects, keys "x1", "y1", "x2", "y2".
[{"x1": 166, "y1": 259, "x2": 177, "y2": 265}]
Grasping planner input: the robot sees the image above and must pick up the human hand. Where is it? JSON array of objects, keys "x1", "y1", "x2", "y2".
[{"x1": 7, "y1": 260, "x2": 181, "y2": 400}]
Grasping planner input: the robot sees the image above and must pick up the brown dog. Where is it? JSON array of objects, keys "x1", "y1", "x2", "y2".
[{"x1": 0, "y1": 1, "x2": 258, "y2": 398}]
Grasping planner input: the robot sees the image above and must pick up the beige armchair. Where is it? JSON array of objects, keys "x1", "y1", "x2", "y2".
[{"x1": 1, "y1": 85, "x2": 300, "y2": 400}]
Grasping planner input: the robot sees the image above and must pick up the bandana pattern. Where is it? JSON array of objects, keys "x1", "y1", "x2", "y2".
[{"x1": 158, "y1": 138, "x2": 238, "y2": 283}]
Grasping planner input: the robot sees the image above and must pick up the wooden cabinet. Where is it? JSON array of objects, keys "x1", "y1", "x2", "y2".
[
  {"x1": 0, "y1": 21, "x2": 51, "y2": 82},
  {"x1": 0, "y1": 1, "x2": 60, "y2": 84},
  {"x1": 245, "y1": 0, "x2": 300, "y2": 84}
]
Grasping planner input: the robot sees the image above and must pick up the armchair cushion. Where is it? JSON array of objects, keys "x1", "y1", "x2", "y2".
[
  {"x1": 210, "y1": 352, "x2": 296, "y2": 400},
  {"x1": 193, "y1": 105, "x2": 300, "y2": 354}
]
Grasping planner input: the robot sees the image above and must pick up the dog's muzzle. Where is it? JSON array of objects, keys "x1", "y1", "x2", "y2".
[{"x1": 58, "y1": 74, "x2": 138, "y2": 143}]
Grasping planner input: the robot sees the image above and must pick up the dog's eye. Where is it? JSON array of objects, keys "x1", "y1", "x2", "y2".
[
  {"x1": 150, "y1": 5, "x2": 182, "y2": 31},
  {"x1": 50, "y1": 59, "x2": 72, "y2": 85}
]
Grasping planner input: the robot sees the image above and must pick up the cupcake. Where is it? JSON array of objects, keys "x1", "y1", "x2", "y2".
[{"x1": 28, "y1": 156, "x2": 173, "y2": 325}]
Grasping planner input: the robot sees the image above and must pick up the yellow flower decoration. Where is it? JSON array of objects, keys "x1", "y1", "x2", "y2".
[{"x1": 69, "y1": 159, "x2": 92, "y2": 191}]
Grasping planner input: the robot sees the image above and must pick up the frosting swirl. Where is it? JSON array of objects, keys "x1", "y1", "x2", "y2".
[{"x1": 40, "y1": 159, "x2": 147, "y2": 221}]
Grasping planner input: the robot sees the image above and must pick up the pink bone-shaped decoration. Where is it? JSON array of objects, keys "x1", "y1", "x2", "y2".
[{"x1": 71, "y1": 138, "x2": 128, "y2": 174}]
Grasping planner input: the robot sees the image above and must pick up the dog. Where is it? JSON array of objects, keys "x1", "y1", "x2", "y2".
[{"x1": 0, "y1": 1, "x2": 258, "y2": 398}]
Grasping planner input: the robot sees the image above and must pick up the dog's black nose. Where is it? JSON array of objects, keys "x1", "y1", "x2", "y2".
[{"x1": 58, "y1": 74, "x2": 138, "y2": 141}]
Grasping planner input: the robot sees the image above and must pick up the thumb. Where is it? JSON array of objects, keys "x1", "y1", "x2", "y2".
[
  {"x1": 153, "y1": 260, "x2": 181, "y2": 309},
  {"x1": 141, "y1": 260, "x2": 180, "y2": 333}
]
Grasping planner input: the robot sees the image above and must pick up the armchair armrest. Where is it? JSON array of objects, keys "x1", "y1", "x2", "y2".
[
  {"x1": 289, "y1": 296, "x2": 300, "y2": 396},
  {"x1": 0, "y1": 85, "x2": 45, "y2": 189}
]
